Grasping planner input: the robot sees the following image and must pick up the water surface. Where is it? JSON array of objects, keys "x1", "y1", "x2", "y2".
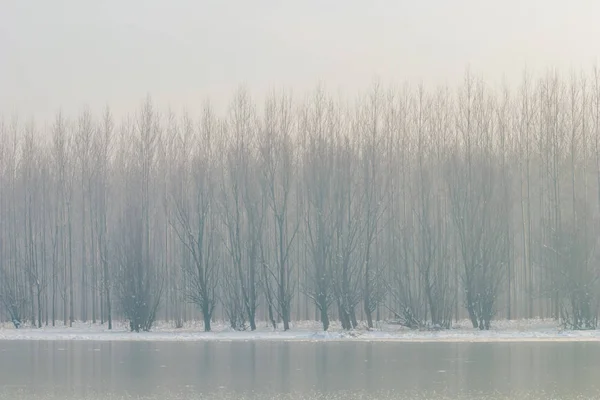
[{"x1": 0, "y1": 340, "x2": 599, "y2": 399}]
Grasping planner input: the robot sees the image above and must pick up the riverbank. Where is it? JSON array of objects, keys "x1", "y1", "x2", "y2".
[{"x1": 1, "y1": 318, "x2": 599, "y2": 342}]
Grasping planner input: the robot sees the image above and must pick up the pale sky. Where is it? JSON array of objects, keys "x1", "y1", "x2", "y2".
[{"x1": 1, "y1": 0, "x2": 600, "y2": 123}]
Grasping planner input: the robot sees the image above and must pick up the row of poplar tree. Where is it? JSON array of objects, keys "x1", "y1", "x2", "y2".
[{"x1": 2, "y1": 70, "x2": 600, "y2": 332}]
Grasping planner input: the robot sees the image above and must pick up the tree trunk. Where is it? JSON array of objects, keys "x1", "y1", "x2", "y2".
[
  {"x1": 202, "y1": 300, "x2": 212, "y2": 332},
  {"x1": 320, "y1": 305, "x2": 330, "y2": 331},
  {"x1": 364, "y1": 261, "x2": 373, "y2": 329},
  {"x1": 37, "y1": 288, "x2": 42, "y2": 328},
  {"x1": 68, "y1": 201, "x2": 74, "y2": 327}
]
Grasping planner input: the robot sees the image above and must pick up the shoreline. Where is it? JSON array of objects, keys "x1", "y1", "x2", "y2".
[{"x1": 1, "y1": 319, "x2": 600, "y2": 343}]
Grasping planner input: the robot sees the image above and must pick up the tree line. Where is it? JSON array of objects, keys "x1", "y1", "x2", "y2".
[{"x1": 2, "y1": 70, "x2": 600, "y2": 332}]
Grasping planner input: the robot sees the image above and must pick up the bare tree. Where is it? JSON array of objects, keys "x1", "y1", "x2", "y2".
[
  {"x1": 75, "y1": 107, "x2": 94, "y2": 322},
  {"x1": 541, "y1": 75, "x2": 600, "y2": 330},
  {"x1": 259, "y1": 91, "x2": 300, "y2": 331},
  {"x1": 543, "y1": 208, "x2": 600, "y2": 329},
  {"x1": 94, "y1": 106, "x2": 114, "y2": 329},
  {"x1": 21, "y1": 121, "x2": 47, "y2": 328},
  {"x1": 114, "y1": 98, "x2": 164, "y2": 332},
  {"x1": 0, "y1": 117, "x2": 28, "y2": 328},
  {"x1": 49, "y1": 112, "x2": 70, "y2": 326},
  {"x1": 330, "y1": 128, "x2": 363, "y2": 330},
  {"x1": 360, "y1": 83, "x2": 389, "y2": 329},
  {"x1": 220, "y1": 89, "x2": 261, "y2": 331},
  {"x1": 3, "y1": 72, "x2": 600, "y2": 331},
  {"x1": 448, "y1": 74, "x2": 509, "y2": 330},
  {"x1": 515, "y1": 73, "x2": 538, "y2": 319},
  {"x1": 170, "y1": 105, "x2": 220, "y2": 331},
  {"x1": 302, "y1": 88, "x2": 337, "y2": 331},
  {"x1": 405, "y1": 89, "x2": 456, "y2": 328},
  {"x1": 385, "y1": 86, "x2": 431, "y2": 329}
]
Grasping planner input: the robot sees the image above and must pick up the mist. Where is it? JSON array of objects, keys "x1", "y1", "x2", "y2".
[
  {"x1": 2, "y1": 2, "x2": 600, "y2": 400},
  {"x1": 2, "y1": 0, "x2": 599, "y2": 122}
]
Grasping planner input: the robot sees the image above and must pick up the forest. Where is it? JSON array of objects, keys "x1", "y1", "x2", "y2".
[{"x1": 1, "y1": 71, "x2": 600, "y2": 332}]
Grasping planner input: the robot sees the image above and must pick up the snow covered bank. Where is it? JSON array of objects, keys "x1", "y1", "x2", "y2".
[{"x1": 1, "y1": 319, "x2": 599, "y2": 342}]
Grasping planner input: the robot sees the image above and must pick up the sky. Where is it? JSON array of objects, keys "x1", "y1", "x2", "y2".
[{"x1": 1, "y1": 0, "x2": 600, "y2": 123}]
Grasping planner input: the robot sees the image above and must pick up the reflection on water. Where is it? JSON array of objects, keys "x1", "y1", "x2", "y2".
[{"x1": 0, "y1": 340, "x2": 599, "y2": 399}]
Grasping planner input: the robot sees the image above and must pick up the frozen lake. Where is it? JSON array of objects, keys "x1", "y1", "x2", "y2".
[{"x1": 0, "y1": 340, "x2": 599, "y2": 399}]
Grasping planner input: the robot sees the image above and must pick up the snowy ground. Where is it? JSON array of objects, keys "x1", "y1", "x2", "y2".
[{"x1": 1, "y1": 318, "x2": 600, "y2": 342}]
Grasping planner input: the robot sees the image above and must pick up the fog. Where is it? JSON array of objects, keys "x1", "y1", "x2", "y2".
[
  {"x1": 2, "y1": 0, "x2": 600, "y2": 122},
  {"x1": 3, "y1": 3, "x2": 600, "y2": 399}
]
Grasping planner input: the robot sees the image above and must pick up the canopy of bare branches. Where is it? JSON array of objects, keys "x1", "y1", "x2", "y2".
[{"x1": 2, "y1": 71, "x2": 600, "y2": 331}]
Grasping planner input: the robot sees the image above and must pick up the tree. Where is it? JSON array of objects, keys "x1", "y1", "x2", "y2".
[
  {"x1": 75, "y1": 108, "x2": 94, "y2": 322},
  {"x1": 447, "y1": 74, "x2": 510, "y2": 330},
  {"x1": 259, "y1": 91, "x2": 300, "y2": 331},
  {"x1": 50, "y1": 111, "x2": 71, "y2": 327},
  {"x1": 302, "y1": 88, "x2": 337, "y2": 331},
  {"x1": 114, "y1": 97, "x2": 163, "y2": 332},
  {"x1": 515, "y1": 73, "x2": 537, "y2": 319},
  {"x1": 0, "y1": 117, "x2": 28, "y2": 328},
  {"x1": 360, "y1": 84, "x2": 388, "y2": 330},
  {"x1": 220, "y1": 89, "x2": 261, "y2": 331},
  {"x1": 21, "y1": 121, "x2": 47, "y2": 328},
  {"x1": 541, "y1": 75, "x2": 600, "y2": 330},
  {"x1": 3, "y1": 71, "x2": 600, "y2": 331},
  {"x1": 94, "y1": 106, "x2": 114, "y2": 329},
  {"x1": 543, "y1": 209, "x2": 600, "y2": 329},
  {"x1": 170, "y1": 104, "x2": 220, "y2": 332},
  {"x1": 330, "y1": 128, "x2": 363, "y2": 330}
]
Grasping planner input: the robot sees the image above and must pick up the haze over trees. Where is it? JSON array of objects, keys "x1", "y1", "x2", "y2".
[{"x1": 2, "y1": 71, "x2": 600, "y2": 331}]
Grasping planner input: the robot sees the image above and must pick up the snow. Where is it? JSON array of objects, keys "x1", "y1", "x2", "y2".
[{"x1": 1, "y1": 318, "x2": 599, "y2": 342}]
